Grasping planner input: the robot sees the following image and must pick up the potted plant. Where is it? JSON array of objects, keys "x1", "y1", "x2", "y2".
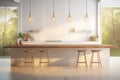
[
  {"x1": 17, "y1": 32, "x2": 23, "y2": 45},
  {"x1": 90, "y1": 35, "x2": 98, "y2": 41}
]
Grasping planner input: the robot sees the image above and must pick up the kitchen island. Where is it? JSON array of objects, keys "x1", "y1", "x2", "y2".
[{"x1": 3, "y1": 43, "x2": 116, "y2": 68}]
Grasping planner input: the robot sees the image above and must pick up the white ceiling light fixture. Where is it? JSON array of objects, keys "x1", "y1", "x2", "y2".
[
  {"x1": 84, "y1": 0, "x2": 88, "y2": 22},
  {"x1": 28, "y1": 0, "x2": 32, "y2": 22},
  {"x1": 67, "y1": 0, "x2": 72, "y2": 22},
  {"x1": 51, "y1": 0, "x2": 56, "y2": 22}
]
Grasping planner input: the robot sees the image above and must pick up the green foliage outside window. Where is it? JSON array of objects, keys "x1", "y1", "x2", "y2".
[
  {"x1": 102, "y1": 7, "x2": 120, "y2": 56},
  {"x1": 0, "y1": 7, "x2": 18, "y2": 56}
]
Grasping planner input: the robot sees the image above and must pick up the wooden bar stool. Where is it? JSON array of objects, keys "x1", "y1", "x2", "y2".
[
  {"x1": 39, "y1": 50, "x2": 49, "y2": 66},
  {"x1": 76, "y1": 50, "x2": 88, "y2": 67},
  {"x1": 24, "y1": 50, "x2": 34, "y2": 65},
  {"x1": 90, "y1": 50, "x2": 102, "y2": 68}
]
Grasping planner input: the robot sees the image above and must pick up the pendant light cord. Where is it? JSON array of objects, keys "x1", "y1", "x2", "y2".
[
  {"x1": 52, "y1": 0, "x2": 56, "y2": 22},
  {"x1": 69, "y1": 0, "x2": 70, "y2": 15},
  {"x1": 86, "y1": 0, "x2": 88, "y2": 16},
  {"x1": 28, "y1": 0, "x2": 32, "y2": 22},
  {"x1": 30, "y1": 0, "x2": 31, "y2": 14},
  {"x1": 67, "y1": 0, "x2": 72, "y2": 22},
  {"x1": 53, "y1": 0, "x2": 54, "y2": 15}
]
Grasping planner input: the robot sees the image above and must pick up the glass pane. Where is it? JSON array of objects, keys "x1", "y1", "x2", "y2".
[
  {"x1": 102, "y1": 7, "x2": 120, "y2": 56},
  {"x1": 0, "y1": 7, "x2": 18, "y2": 56}
]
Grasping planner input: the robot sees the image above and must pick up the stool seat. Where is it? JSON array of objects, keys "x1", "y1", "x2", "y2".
[
  {"x1": 24, "y1": 50, "x2": 34, "y2": 53},
  {"x1": 90, "y1": 50, "x2": 102, "y2": 68},
  {"x1": 76, "y1": 50, "x2": 88, "y2": 67},
  {"x1": 39, "y1": 50, "x2": 48, "y2": 53},
  {"x1": 39, "y1": 50, "x2": 49, "y2": 66},
  {"x1": 77, "y1": 50, "x2": 86, "y2": 52},
  {"x1": 91, "y1": 50, "x2": 101, "y2": 52}
]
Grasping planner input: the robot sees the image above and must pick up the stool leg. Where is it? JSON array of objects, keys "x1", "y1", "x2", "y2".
[
  {"x1": 46, "y1": 52, "x2": 49, "y2": 65},
  {"x1": 97, "y1": 52, "x2": 102, "y2": 68},
  {"x1": 76, "y1": 52, "x2": 80, "y2": 67},
  {"x1": 25, "y1": 52, "x2": 27, "y2": 64},
  {"x1": 31, "y1": 52, "x2": 34, "y2": 66},
  {"x1": 90, "y1": 52, "x2": 94, "y2": 68},
  {"x1": 83, "y1": 52, "x2": 88, "y2": 68},
  {"x1": 40, "y1": 52, "x2": 43, "y2": 66}
]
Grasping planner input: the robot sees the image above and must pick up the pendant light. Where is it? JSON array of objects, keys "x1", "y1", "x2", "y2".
[
  {"x1": 51, "y1": 0, "x2": 56, "y2": 22},
  {"x1": 84, "y1": 0, "x2": 88, "y2": 22},
  {"x1": 28, "y1": 0, "x2": 32, "y2": 22},
  {"x1": 67, "y1": 0, "x2": 72, "y2": 22}
]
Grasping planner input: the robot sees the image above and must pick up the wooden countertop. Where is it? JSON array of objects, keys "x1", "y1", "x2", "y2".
[{"x1": 3, "y1": 44, "x2": 117, "y2": 48}]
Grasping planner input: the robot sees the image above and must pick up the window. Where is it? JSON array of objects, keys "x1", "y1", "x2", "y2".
[
  {"x1": 0, "y1": 7, "x2": 18, "y2": 56},
  {"x1": 102, "y1": 7, "x2": 120, "y2": 56}
]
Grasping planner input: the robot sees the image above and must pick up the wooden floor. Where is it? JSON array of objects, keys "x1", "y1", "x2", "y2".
[{"x1": 0, "y1": 57, "x2": 120, "y2": 80}]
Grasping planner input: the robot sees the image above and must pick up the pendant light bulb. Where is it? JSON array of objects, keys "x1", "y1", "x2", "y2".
[
  {"x1": 67, "y1": 0, "x2": 72, "y2": 22},
  {"x1": 84, "y1": 13, "x2": 88, "y2": 22},
  {"x1": 51, "y1": 0, "x2": 56, "y2": 23},
  {"x1": 28, "y1": 13, "x2": 32, "y2": 22},
  {"x1": 84, "y1": 0, "x2": 88, "y2": 23},
  {"x1": 67, "y1": 13, "x2": 72, "y2": 22},
  {"x1": 28, "y1": 0, "x2": 32, "y2": 22},
  {"x1": 52, "y1": 13, "x2": 56, "y2": 22}
]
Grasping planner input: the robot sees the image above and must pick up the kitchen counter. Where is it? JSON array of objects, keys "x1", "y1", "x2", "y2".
[{"x1": 3, "y1": 44, "x2": 116, "y2": 48}]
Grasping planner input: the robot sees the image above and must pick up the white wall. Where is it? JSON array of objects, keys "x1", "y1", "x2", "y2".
[
  {"x1": 20, "y1": 0, "x2": 96, "y2": 32},
  {"x1": 0, "y1": 0, "x2": 99, "y2": 43},
  {"x1": 20, "y1": 0, "x2": 99, "y2": 43}
]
